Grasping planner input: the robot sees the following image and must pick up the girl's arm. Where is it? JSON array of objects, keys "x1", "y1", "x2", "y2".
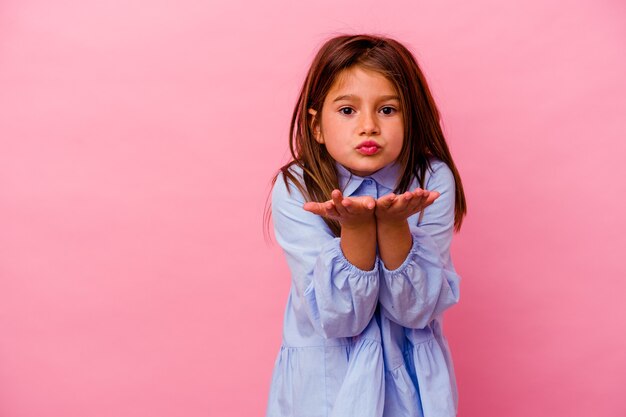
[
  {"x1": 271, "y1": 171, "x2": 380, "y2": 339},
  {"x1": 376, "y1": 197, "x2": 426, "y2": 271},
  {"x1": 375, "y1": 161, "x2": 461, "y2": 329},
  {"x1": 305, "y1": 189, "x2": 377, "y2": 271},
  {"x1": 339, "y1": 222, "x2": 377, "y2": 270}
]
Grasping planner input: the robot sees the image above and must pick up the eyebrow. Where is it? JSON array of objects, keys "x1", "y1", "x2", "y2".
[{"x1": 332, "y1": 94, "x2": 400, "y2": 103}]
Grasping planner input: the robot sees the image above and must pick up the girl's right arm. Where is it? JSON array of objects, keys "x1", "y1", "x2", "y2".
[{"x1": 271, "y1": 172, "x2": 380, "y2": 339}]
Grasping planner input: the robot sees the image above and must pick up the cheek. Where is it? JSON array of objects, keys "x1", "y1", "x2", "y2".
[
  {"x1": 385, "y1": 119, "x2": 403, "y2": 136},
  {"x1": 390, "y1": 125, "x2": 404, "y2": 142},
  {"x1": 322, "y1": 122, "x2": 350, "y2": 148},
  {"x1": 392, "y1": 136, "x2": 404, "y2": 157},
  {"x1": 394, "y1": 126, "x2": 405, "y2": 147},
  {"x1": 322, "y1": 116, "x2": 344, "y2": 135}
]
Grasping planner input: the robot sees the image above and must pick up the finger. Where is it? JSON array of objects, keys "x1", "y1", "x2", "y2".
[
  {"x1": 303, "y1": 201, "x2": 326, "y2": 216},
  {"x1": 331, "y1": 189, "x2": 349, "y2": 216},
  {"x1": 424, "y1": 191, "x2": 440, "y2": 206},
  {"x1": 325, "y1": 200, "x2": 341, "y2": 218},
  {"x1": 404, "y1": 191, "x2": 418, "y2": 212},
  {"x1": 381, "y1": 193, "x2": 403, "y2": 211},
  {"x1": 378, "y1": 193, "x2": 396, "y2": 209},
  {"x1": 416, "y1": 189, "x2": 436, "y2": 205},
  {"x1": 363, "y1": 196, "x2": 376, "y2": 210},
  {"x1": 401, "y1": 188, "x2": 426, "y2": 214},
  {"x1": 413, "y1": 188, "x2": 431, "y2": 205},
  {"x1": 412, "y1": 188, "x2": 426, "y2": 200},
  {"x1": 412, "y1": 190, "x2": 440, "y2": 215},
  {"x1": 341, "y1": 198, "x2": 354, "y2": 214},
  {"x1": 413, "y1": 189, "x2": 430, "y2": 204},
  {"x1": 330, "y1": 189, "x2": 342, "y2": 203},
  {"x1": 401, "y1": 192, "x2": 421, "y2": 215},
  {"x1": 393, "y1": 191, "x2": 411, "y2": 209}
]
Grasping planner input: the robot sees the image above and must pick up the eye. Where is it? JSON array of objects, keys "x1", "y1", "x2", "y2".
[
  {"x1": 339, "y1": 107, "x2": 355, "y2": 115},
  {"x1": 380, "y1": 106, "x2": 397, "y2": 115}
]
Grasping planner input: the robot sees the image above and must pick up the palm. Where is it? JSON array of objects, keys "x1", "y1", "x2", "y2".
[
  {"x1": 375, "y1": 188, "x2": 440, "y2": 224},
  {"x1": 302, "y1": 190, "x2": 376, "y2": 227}
]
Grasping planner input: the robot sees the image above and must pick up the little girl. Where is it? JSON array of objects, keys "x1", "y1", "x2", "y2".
[{"x1": 264, "y1": 34, "x2": 467, "y2": 417}]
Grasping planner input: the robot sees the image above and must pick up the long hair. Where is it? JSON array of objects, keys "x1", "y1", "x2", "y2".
[{"x1": 263, "y1": 33, "x2": 467, "y2": 239}]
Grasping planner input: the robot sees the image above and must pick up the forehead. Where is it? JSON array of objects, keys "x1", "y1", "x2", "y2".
[{"x1": 327, "y1": 66, "x2": 397, "y2": 96}]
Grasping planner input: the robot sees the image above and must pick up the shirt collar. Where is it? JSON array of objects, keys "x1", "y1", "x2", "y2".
[{"x1": 335, "y1": 160, "x2": 403, "y2": 197}]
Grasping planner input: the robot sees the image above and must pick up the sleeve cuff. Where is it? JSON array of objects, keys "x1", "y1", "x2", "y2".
[
  {"x1": 379, "y1": 232, "x2": 420, "y2": 275},
  {"x1": 326, "y1": 237, "x2": 380, "y2": 277}
]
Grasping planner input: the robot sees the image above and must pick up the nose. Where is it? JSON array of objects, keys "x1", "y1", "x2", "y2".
[{"x1": 358, "y1": 110, "x2": 380, "y2": 135}]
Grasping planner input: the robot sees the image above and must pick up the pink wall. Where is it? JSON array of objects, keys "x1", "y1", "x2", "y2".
[{"x1": 1, "y1": 0, "x2": 625, "y2": 416}]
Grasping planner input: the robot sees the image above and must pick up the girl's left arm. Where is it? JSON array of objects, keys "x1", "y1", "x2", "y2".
[{"x1": 377, "y1": 161, "x2": 462, "y2": 329}]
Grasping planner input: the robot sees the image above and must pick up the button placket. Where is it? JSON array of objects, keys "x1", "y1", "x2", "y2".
[{"x1": 364, "y1": 178, "x2": 379, "y2": 199}]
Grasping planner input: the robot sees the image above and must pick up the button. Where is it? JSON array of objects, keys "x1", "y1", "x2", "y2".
[{"x1": 364, "y1": 179, "x2": 373, "y2": 185}]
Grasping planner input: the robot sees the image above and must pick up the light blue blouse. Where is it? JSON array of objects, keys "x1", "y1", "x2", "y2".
[{"x1": 265, "y1": 157, "x2": 462, "y2": 417}]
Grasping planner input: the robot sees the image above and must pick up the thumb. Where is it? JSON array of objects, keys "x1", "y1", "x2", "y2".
[
  {"x1": 364, "y1": 196, "x2": 376, "y2": 210},
  {"x1": 382, "y1": 193, "x2": 396, "y2": 208}
]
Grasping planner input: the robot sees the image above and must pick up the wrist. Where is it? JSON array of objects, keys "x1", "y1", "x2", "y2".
[
  {"x1": 340, "y1": 217, "x2": 377, "y2": 271},
  {"x1": 376, "y1": 218, "x2": 409, "y2": 232},
  {"x1": 376, "y1": 218, "x2": 412, "y2": 271},
  {"x1": 341, "y1": 216, "x2": 377, "y2": 231}
]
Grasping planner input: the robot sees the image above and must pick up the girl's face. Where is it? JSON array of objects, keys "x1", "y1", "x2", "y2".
[{"x1": 309, "y1": 65, "x2": 404, "y2": 177}]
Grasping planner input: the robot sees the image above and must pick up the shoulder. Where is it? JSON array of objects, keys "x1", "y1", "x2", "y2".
[
  {"x1": 425, "y1": 157, "x2": 455, "y2": 191},
  {"x1": 416, "y1": 157, "x2": 456, "y2": 229},
  {"x1": 423, "y1": 157, "x2": 456, "y2": 218},
  {"x1": 272, "y1": 164, "x2": 307, "y2": 208},
  {"x1": 271, "y1": 164, "x2": 329, "y2": 231}
]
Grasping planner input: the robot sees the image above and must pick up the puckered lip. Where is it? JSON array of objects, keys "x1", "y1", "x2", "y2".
[{"x1": 356, "y1": 140, "x2": 381, "y2": 149}]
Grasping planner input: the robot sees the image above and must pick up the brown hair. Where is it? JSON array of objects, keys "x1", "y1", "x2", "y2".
[{"x1": 263, "y1": 33, "x2": 467, "y2": 240}]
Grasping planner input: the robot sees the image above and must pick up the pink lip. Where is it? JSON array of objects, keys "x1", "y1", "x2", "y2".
[
  {"x1": 356, "y1": 140, "x2": 380, "y2": 149},
  {"x1": 356, "y1": 140, "x2": 381, "y2": 156}
]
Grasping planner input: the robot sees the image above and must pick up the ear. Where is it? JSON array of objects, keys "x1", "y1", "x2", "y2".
[{"x1": 308, "y1": 108, "x2": 324, "y2": 144}]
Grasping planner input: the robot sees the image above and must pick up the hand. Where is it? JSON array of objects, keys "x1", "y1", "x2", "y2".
[
  {"x1": 375, "y1": 188, "x2": 440, "y2": 226},
  {"x1": 303, "y1": 189, "x2": 376, "y2": 228}
]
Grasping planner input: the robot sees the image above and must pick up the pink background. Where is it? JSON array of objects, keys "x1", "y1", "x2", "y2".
[{"x1": 1, "y1": 0, "x2": 625, "y2": 416}]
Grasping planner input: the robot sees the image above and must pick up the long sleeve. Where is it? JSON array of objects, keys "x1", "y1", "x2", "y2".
[
  {"x1": 271, "y1": 170, "x2": 380, "y2": 339},
  {"x1": 378, "y1": 160, "x2": 461, "y2": 329}
]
